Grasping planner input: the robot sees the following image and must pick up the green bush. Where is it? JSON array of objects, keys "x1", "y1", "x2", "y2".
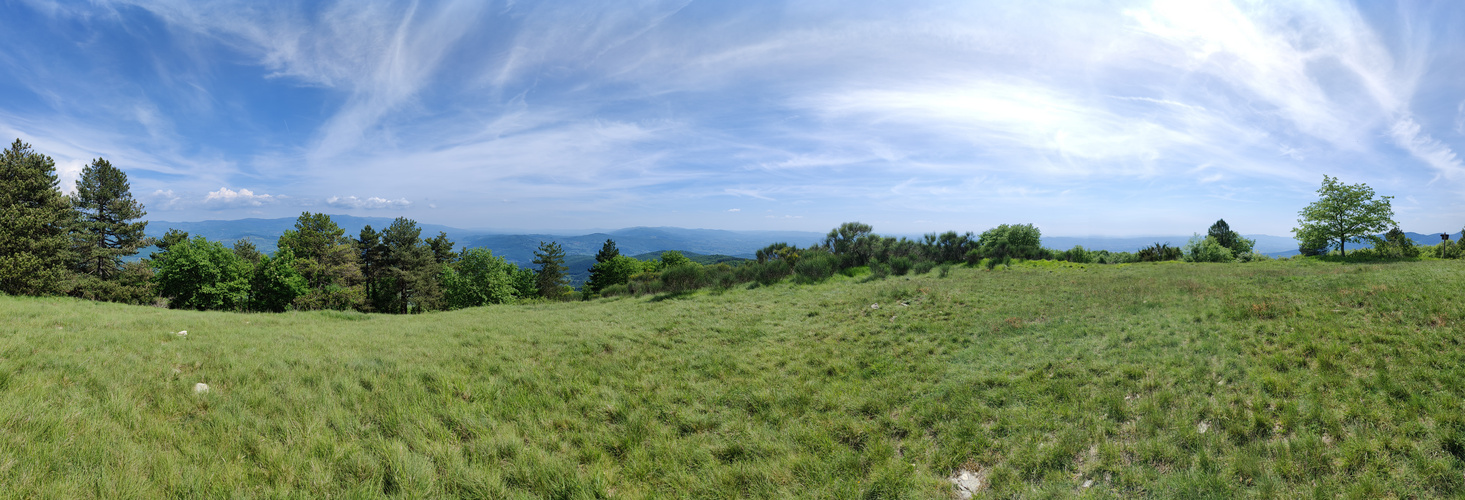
[
  {"x1": 912, "y1": 260, "x2": 936, "y2": 275},
  {"x1": 976, "y1": 223, "x2": 1044, "y2": 261},
  {"x1": 599, "y1": 284, "x2": 630, "y2": 297},
  {"x1": 793, "y1": 254, "x2": 835, "y2": 283},
  {"x1": 889, "y1": 256, "x2": 913, "y2": 276},
  {"x1": 869, "y1": 261, "x2": 891, "y2": 279},
  {"x1": 751, "y1": 260, "x2": 791, "y2": 286},
  {"x1": 660, "y1": 264, "x2": 706, "y2": 293},
  {"x1": 1183, "y1": 235, "x2": 1234, "y2": 263},
  {"x1": 1138, "y1": 243, "x2": 1182, "y2": 262}
]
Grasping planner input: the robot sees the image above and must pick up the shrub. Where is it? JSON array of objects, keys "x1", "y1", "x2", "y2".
[
  {"x1": 660, "y1": 264, "x2": 705, "y2": 293},
  {"x1": 937, "y1": 264, "x2": 952, "y2": 278},
  {"x1": 793, "y1": 254, "x2": 835, "y2": 283},
  {"x1": 913, "y1": 260, "x2": 936, "y2": 275},
  {"x1": 751, "y1": 260, "x2": 791, "y2": 287},
  {"x1": 975, "y1": 223, "x2": 1044, "y2": 261},
  {"x1": 869, "y1": 261, "x2": 891, "y2": 279},
  {"x1": 600, "y1": 284, "x2": 630, "y2": 297},
  {"x1": 963, "y1": 249, "x2": 983, "y2": 266},
  {"x1": 1183, "y1": 235, "x2": 1234, "y2": 263},
  {"x1": 1371, "y1": 228, "x2": 1419, "y2": 259},
  {"x1": 1137, "y1": 243, "x2": 1182, "y2": 262},
  {"x1": 889, "y1": 256, "x2": 914, "y2": 276}
]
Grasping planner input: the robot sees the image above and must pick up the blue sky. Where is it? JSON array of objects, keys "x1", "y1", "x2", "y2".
[{"x1": 2, "y1": 0, "x2": 1463, "y2": 236}]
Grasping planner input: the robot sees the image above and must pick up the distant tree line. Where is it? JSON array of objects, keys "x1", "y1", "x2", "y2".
[{"x1": 3, "y1": 139, "x2": 1458, "y2": 311}]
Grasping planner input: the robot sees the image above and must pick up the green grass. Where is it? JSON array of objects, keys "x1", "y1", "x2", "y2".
[{"x1": 2, "y1": 260, "x2": 1464, "y2": 498}]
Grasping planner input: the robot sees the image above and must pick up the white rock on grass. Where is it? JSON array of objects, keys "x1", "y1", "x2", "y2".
[
  {"x1": 948, "y1": 469, "x2": 982, "y2": 499},
  {"x1": 194, "y1": 382, "x2": 210, "y2": 394},
  {"x1": 176, "y1": 330, "x2": 187, "y2": 338}
]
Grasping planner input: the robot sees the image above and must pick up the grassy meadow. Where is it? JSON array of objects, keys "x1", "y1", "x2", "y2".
[{"x1": 2, "y1": 259, "x2": 1464, "y2": 498}]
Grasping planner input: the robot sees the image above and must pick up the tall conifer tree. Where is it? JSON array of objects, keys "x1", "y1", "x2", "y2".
[
  {"x1": 0, "y1": 139, "x2": 73, "y2": 295},
  {"x1": 533, "y1": 241, "x2": 569, "y2": 300},
  {"x1": 71, "y1": 157, "x2": 148, "y2": 279}
]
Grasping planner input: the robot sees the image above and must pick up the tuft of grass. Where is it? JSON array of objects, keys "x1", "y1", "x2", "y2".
[{"x1": 0, "y1": 260, "x2": 1463, "y2": 497}]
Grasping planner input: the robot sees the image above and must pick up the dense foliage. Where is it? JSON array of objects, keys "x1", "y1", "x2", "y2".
[
  {"x1": 3, "y1": 137, "x2": 1458, "y2": 313},
  {"x1": 1294, "y1": 175, "x2": 1396, "y2": 256}
]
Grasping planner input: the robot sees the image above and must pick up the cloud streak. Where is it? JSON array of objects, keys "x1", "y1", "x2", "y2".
[{"x1": 3, "y1": 1, "x2": 1464, "y2": 235}]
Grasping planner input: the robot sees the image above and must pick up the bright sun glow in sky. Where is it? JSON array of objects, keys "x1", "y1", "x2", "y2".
[{"x1": 2, "y1": 1, "x2": 1463, "y2": 236}]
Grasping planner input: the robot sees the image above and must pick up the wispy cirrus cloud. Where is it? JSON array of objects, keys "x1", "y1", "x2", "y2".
[{"x1": 4, "y1": 1, "x2": 1465, "y2": 235}]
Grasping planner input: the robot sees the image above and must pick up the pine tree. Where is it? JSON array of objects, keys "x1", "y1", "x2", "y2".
[
  {"x1": 278, "y1": 213, "x2": 363, "y2": 309},
  {"x1": 0, "y1": 139, "x2": 73, "y2": 295},
  {"x1": 426, "y1": 231, "x2": 456, "y2": 264},
  {"x1": 71, "y1": 158, "x2": 148, "y2": 280},
  {"x1": 379, "y1": 217, "x2": 438, "y2": 313},
  {"x1": 358, "y1": 225, "x2": 386, "y2": 312},
  {"x1": 533, "y1": 240, "x2": 569, "y2": 300},
  {"x1": 595, "y1": 239, "x2": 619, "y2": 263}
]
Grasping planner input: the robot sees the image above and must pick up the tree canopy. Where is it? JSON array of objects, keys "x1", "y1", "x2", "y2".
[
  {"x1": 0, "y1": 139, "x2": 72, "y2": 295},
  {"x1": 1293, "y1": 176, "x2": 1395, "y2": 256},
  {"x1": 533, "y1": 241, "x2": 569, "y2": 300},
  {"x1": 70, "y1": 157, "x2": 149, "y2": 280}
]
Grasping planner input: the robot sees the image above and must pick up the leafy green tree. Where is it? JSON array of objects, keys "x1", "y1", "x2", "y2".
[
  {"x1": 1206, "y1": 219, "x2": 1254, "y2": 256},
  {"x1": 441, "y1": 248, "x2": 518, "y2": 309},
  {"x1": 586, "y1": 255, "x2": 643, "y2": 295},
  {"x1": 659, "y1": 251, "x2": 692, "y2": 268},
  {"x1": 151, "y1": 229, "x2": 190, "y2": 260},
  {"x1": 823, "y1": 222, "x2": 873, "y2": 255},
  {"x1": 756, "y1": 242, "x2": 797, "y2": 263},
  {"x1": 1293, "y1": 176, "x2": 1396, "y2": 257},
  {"x1": 1370, "y1": 227, "x2": 1419, "y2": 259},
  {"x1": 278, "y1": 213, "x2": 363, "y2": 309},
  {"x1": 509, "y1": 265, "x2": 537, "y2": 298},
  {"x1": 0, "y1": 139, "x2": 73, "y2": 295},
  {"x1": 248, "y1": 249, "x2": 308, "y2": 312},
  {"x1": 595, "y1": 239, "x2": 620, "y2": 263},
  {"x1": 922, "y1": 231, "x2": 976, "y2": 263},
  {"x1": 152, "y1": 236, "x2": 250, "y2": 310},
  {"x1": 70, "y1": 158, "x2": 148, "y2": 280},
  {"x1": 233, "y1": 239, "x2": 263, "y2": 264},
  {"x1": 533, "y1": 241, "x2": 570, "y2": 300},
  {"x1": 977, "y1": 223, "x2": 1043, "y2": 261},
  {"x1": 1182, "y1": 234, "x2": 1234, "y2": 263}
]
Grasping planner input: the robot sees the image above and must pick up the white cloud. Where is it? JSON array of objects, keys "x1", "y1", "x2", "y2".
[
  {"x1": 724, "y1": 188, "x2": 775, "y2": 201},
  {"x1": 1390, "y1": 118, "x2": 1464, "y2": 178},
  {"x1": 205, "y1": 187, "x2": 275, "y2": 208},
  {"x1": 150, "y1": 189, "x2": 182, "y2": 210},
  {"x1": 325, "y1": 195, "x2": 411, "y2": 210},
  {"x1": 727, "y1": 208, "x2": 740, "y2": 212},
  {"x1": 1457, "y1": 101, "x2": 1464, "y2": 135}
]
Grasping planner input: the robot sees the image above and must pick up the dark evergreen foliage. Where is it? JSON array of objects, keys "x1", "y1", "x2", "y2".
[
  {"x1": 0, "y1": 139, "x2": 73, "y2": 295},
  {"x1": 70, "y1": 157, "x2": 149, "y2": 280}
]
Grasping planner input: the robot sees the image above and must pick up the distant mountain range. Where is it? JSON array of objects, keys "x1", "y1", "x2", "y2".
[{"x1": 137, "y1": 216, "x2": 1463, "y2": 282}]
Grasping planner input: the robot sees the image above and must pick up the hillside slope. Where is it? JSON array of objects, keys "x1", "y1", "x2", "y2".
[{"x1": 3, "y1": 260, "x2": 1463, "y2": 497}]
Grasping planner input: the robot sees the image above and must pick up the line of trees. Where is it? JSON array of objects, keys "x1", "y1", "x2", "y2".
[
  {"x1": 5, "y1": 138, "x2": 1456, "y2": 311},
  {"x1": 0, "y1": 138, "x2": 568, "y2": 313}
]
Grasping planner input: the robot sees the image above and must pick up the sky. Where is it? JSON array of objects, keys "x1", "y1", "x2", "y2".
[{"x1": 2, "y1": 0, "x2": 1463, "y2": 236}]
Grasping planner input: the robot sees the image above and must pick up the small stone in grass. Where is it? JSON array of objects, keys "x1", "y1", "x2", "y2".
[
  {"x1": 194, "y1": 382, "x2": 210, "y2": 394},
  {"x1": 1198, "y1": 421, "x2": 1209, "y2": 434},
  {"x1": 871, "y1": 303, "x2": 880, "y2": 309},
  {"x1": 176, "y1": 330, "x2": 187, "y2": 338}
]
